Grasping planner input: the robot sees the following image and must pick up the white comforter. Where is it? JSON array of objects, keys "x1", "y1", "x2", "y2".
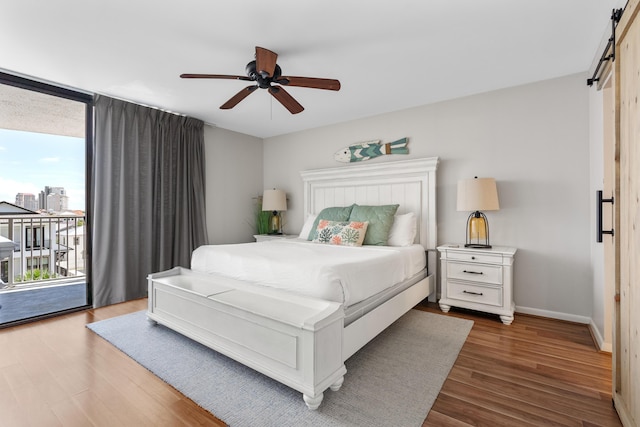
[{"x1": 191, "y1": 239, "x2": 426, "y2": 307}]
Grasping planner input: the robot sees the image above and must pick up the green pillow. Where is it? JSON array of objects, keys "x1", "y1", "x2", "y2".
[
  {"x1": 307, "y1": 205, "x2": 355, "y2": 240},
  {"x1": 349, "y1": 204, "x2": 399, "y2": 245}
]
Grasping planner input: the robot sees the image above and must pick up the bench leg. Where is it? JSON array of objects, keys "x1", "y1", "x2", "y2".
[
  {"x1": 303, "y1": 375, "x2": 344, "y2": 410},
  {"x1": 303, "y1": 393, "x2": 324, "y2": 410},
  {"x1": 329, "y1": 376, "x2": 344, "y2": 391}
]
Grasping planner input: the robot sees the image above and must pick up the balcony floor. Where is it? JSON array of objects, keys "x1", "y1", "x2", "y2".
[{"x1": 0, "y1": 282, "x2": 87, "y2": 324}]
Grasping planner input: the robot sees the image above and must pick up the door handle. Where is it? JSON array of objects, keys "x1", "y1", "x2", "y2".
[{"x1": 596, "y1": 190, "x2": 614, "y2": 242}]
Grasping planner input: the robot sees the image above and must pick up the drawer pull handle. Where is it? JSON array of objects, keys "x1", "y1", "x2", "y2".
[
  {"x1": 463, "y1": 270, "x2": 483, "y2": 275},
  {"x1": 463, "y1": 290, "x2": 484, "y2": 296},
  {"x1": 471, "y1": 256, "x2": 475, "y2": 260}
]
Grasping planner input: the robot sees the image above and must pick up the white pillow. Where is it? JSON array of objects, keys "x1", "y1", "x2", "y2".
[
  {"x1": 387, "y1": 212, "x2": 417, "y2": 246},
  {"x1": 298, "y1": 213, "x2": 318, "y2": 239}
]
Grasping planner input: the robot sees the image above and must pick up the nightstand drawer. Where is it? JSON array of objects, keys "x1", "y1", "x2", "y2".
[
  {"x1": 447, "y1": 261, "x2": 503, "y2": 285},
  {"x1": 448, "y1": 281, "x2": 502, "y2": 307},
  {"x1": 446, "y1": 251, "x2": 503, "y2": 264}
]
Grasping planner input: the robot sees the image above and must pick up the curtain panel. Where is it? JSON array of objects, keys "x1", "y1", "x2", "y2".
[{"x1": 92, "y1": 95, "x2": 208, "y2": 307}]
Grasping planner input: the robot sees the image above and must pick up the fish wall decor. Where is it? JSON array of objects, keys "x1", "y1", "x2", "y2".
[{"x1": 333, "y1": 138, "x2": 409, "y2": 163}]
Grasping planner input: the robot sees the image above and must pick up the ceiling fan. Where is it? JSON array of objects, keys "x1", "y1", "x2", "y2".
[{"x1": 180, "y1": 46, "x2": 341, "y2": 114}]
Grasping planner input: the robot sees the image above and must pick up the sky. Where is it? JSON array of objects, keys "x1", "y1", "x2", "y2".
[{"x1": 0, "y1": 129, "x2": 85, "y2": 211}]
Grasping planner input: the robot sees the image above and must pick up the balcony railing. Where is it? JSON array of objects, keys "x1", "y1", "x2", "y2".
[{"x1": 0, "y1": 213, "x2": 86, "y2": 289}]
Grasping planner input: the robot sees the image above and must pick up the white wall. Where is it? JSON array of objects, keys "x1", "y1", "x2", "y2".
[
  {"x1": 587, "y1": 76, "x2": 616, "y2": 352},
  {"x1": 588, "y1": 87, "x2": 607, "y2": 348},
  {"x1": 263, "y1": 73, "x2": 594, "y2": 321},
  {"x1": 203, "y1": 125, "x2": 263, "y2": 244}
]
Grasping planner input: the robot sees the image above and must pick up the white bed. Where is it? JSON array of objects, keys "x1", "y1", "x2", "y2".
[
  {"x1": 147, "y1": 157, "x2": 438, "y2": 409},
  {"x1": 191, "y1": 239, "x2": 426, "y2": 308}
]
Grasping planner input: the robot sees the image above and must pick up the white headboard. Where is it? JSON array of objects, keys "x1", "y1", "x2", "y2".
[{"x1": 299, "y1": 157, "x2": 438, "y2": 251}]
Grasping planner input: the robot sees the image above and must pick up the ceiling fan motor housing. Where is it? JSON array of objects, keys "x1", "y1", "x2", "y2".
[{"x1": 245, "y1": 60, "x2": 283, "y2": 88}]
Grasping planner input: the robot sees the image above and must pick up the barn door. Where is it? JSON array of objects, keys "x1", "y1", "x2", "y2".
[{"x1": 614, "y1": 0, "x2": 640, "y2": 425}]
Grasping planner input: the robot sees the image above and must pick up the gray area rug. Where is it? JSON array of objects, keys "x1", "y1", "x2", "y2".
[{"x1": 88, "y1": 309, "x2": 472, "y2": 427}]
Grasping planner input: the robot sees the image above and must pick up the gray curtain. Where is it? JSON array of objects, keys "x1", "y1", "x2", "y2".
[{"x1": 91, "y1": 95, "x2": 208, "y2": 307}]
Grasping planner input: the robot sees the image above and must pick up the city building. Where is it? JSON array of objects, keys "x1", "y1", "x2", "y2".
[
  {"x1": 37, "y1": 186, "x2": 69, "y2": 212},
  {"x1": 14, "y1": 193, "x2": 37, "y2": 211}
]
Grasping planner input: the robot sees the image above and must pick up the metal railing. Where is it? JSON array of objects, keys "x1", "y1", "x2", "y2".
[{"x1": 0, "y1": 213, "x2": 86, "y2": 289}]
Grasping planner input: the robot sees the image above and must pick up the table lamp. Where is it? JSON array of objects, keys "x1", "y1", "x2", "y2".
[
  {"x1": 457, "y1": 177, "x2": 499, "y2": 248},
  {"x1": 262, "y1": 189, "x2": 287, "y2": 234}
]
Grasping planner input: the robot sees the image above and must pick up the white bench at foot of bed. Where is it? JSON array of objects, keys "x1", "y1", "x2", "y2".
[{"x1": 147, "y1": 267, "x2": 346, "y2": 410}]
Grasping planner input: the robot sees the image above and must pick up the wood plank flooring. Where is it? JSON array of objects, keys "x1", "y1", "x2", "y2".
[
  {"x1": 0, "y1": 299, "x2": 621, "y2": 426},
  {"x1": 417, "y1": 304, "x2": 621, "y2": 427}
]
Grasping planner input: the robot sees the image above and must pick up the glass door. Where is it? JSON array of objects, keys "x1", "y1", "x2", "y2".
[{"x1": 0, "y1": 72, "x2": 93, "y2": 326}]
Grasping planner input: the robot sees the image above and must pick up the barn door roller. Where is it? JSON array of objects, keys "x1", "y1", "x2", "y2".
[{"x1": 587, "y1": 8, "x2": 623, "y2": 87}]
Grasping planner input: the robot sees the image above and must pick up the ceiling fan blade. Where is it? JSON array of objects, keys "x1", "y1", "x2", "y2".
[
  {"x1": 220, "y1": 85, "x2": 259, "y2": 109},
  {"x1": 268, "y1": 86, "x2": 304, "y2": 114},
  {"x1": 279, "y1": 76, "x2": 341, "y2": 91},
  {"x1": 180, "y1": 73, "x2": 252, "y2": 81},
  {"x1": 255, "y1": 46, "x2": 278, "y2": 78}
]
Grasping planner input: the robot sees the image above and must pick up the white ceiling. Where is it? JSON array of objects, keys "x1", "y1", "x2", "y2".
[{"x1": 0, "y1": 0, "x2": 620, "y2": 138}]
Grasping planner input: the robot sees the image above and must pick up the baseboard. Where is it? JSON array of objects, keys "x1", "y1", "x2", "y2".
[
  {"x1": 515, "y1": 305, "x2": 591, "y2": 324},
  {"x1": 589, "y1": 319, "x2": 612, "y2": 353},
  {"x1": 516, "y1": 306, "x2": 614, "y2": 352}
]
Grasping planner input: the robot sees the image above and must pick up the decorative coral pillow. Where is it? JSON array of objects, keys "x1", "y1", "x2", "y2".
[{"x1": 312, "y1": 220, "x2": 369, "y2": 247}]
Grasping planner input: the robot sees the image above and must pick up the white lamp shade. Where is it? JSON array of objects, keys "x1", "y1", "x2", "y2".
[
  {"x1": 262, "y1": 189, "x2": 287, "y2": 211},
  {"x1": 457, "y1": 177, "x2": 500, "y2": 211}
]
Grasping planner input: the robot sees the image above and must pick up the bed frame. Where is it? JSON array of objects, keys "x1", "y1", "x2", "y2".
[
  {"x1": 300, "y1": 157, "x2": 438, "y2": 355},
  {"x1": 147, "y1": 157, "x2": 438, "y2": 410}
]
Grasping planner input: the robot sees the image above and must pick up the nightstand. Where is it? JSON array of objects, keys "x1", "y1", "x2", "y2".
[
  {"x1": 253, "y1": 234, "x2": 297, "y2": 242},
  {"x1": 437, "y1": 244, "x2": 517, "y2": 325}
]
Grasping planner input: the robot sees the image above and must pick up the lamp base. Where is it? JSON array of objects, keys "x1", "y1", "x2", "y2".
[
  {"x1": 464, "y1": 243, "x2": 492, "y2": 249},
  {"x1": 465, "y1": 211, "x2": 491, "y2": 248},
  {"x1": 269, "y1": 211, "x2": 281, "y2": 234}
]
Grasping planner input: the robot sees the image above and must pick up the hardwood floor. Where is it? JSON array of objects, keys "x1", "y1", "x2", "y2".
[
  {"x1": 417, "y1": 304, "x2": 621, "y2": 427},
  {"x1": 0, "y1": 299, "x2": 621, "y2": 426},
  {"x1": 0, "y1": 299, "x2": 224, "y2": 427}
]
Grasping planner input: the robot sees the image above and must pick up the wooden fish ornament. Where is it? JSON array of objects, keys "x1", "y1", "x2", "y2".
[{"x1": 333, "y1": 138, "x2": 409, "y2": 163}]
